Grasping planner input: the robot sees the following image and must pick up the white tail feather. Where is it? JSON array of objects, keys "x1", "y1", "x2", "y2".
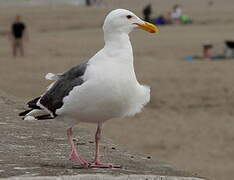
[
  {"x1": 26, "y1": 109, "x2": 48, "y2": 117},
  {"x1": 45, "y1": 73, "x2": 60, "y2": 81},
  {"x1": 24, "y1": 116, "x2": 37, "y2": 121}
]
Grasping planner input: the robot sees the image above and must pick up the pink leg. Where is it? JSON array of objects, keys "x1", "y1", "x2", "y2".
[
  {"x1": 89, "y1": 123, "x2": 121, "y2": 168},
  {"x1": 67, "y1": 127, "x2": 89, "y2": 167}
]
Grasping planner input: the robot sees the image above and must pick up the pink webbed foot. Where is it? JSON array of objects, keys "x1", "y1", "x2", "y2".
[
  {"x1": 69, "y1": 150, "x2": 89, "y2": 167},
  {"x1": 89, "y1": 161, "x2": 121, "y2": 168}
]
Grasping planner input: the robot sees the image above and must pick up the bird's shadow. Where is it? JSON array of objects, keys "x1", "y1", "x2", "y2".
[
  {"x1": 38, "y1": 162, "x2": 122, "y2": 169},
  {"x1": 39, "y1": 162, "x2": 88, "y2": 169}
]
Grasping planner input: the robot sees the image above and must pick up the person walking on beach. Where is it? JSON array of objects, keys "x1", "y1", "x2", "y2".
[{"x1": 9, "y1": 15, "x2": 28, "y2": 57}]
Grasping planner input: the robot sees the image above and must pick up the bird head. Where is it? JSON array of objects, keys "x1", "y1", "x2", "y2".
[{"x1": 103, "y1": 9, "x2": 159, "y2": 34}]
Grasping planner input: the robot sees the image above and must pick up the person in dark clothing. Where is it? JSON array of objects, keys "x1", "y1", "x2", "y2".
[
  {"x1": 85, "y1": 0, "x2": 91, "y2": 6},
  {"x1": 9, "y1": 15, "x2": 28, "y2": 57},
  {"x1": 143, "y1": 4, "x2": 152, "y2": 22}
]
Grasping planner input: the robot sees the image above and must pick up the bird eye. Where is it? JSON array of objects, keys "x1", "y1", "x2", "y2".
[{"x1": 126, "y1": 15, "x2": 132, "y2": 19}]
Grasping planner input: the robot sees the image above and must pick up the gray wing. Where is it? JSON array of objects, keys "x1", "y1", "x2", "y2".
[{"x1": 39, "y1": 60, "x2": 89, "y2": 116}]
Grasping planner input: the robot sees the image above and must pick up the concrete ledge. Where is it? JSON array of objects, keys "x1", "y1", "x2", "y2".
[
  {"x1": 0, "y1": 90, "x2": 207, "y2": 180},
  {"x1": 1, "y1": 174, "x2": 206, "y2": 180}
]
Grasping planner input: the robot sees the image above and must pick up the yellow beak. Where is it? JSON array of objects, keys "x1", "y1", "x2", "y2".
[{"x1": 136, "y1": 22, "x2": 159, "y2": 34}]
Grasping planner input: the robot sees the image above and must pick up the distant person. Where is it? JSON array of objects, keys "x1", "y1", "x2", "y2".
[
  {"x1": 185, "y1": 43, "x2": 225, "y2": 61},
  {"x1": 165, "y1": 12, "x2": 173, "y2": 24},
  {"x1": 143, "y1": 4, "x2": 152, "y2": 22},
  {"x1": 85, "y1": 0, "x2": 91, "y2": 6},
  {"x1": 153, "y1": 15, "x2": 167, "y2": 26},
  {"x1": 203, "y1": 43, "x2": 213, "y2": 58},
  {"x1": 152, "y1": 12, "x2": 173, "y2": 26},
  {"x1": 9, "y1": 15, "x2": 28, "y2": 57},
  {"x1": 171, "y1": 4, "x2": 182, "y2": 24}
]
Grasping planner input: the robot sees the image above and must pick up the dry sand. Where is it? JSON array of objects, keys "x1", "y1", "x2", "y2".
[{"x1": 0, "y1": 0, "x2": 234, "y2": 180}]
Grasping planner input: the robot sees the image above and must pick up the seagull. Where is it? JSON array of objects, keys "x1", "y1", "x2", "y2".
[{"x1": 19, "y1": 9, "x2": 159, "y2": 168}]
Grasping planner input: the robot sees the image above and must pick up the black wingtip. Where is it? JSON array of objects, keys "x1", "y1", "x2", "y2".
[
  {"x1": 35, "y1": 114, "x2": 55, "y2": 120},
  {"x1": 27, "y1": 96, "x2": 41, "y2": 109},
  {"x1": 19, "y1": 109, "x2": 33, "y2": 116}
]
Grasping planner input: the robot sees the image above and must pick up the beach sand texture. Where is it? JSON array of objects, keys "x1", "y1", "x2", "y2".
[{"x1": 0, "y1": 0, "x2": 234, "y2": 180}]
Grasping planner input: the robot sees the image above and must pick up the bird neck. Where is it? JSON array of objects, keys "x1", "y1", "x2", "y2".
[
  {"x1": 103, "y1": 31, "x2": 137, "y2": 82},
  {"x1": 104, "y1": 32, "x2": 132, "y2": 51}
]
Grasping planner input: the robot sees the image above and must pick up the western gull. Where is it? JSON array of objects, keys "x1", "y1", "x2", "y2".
[{"x1": 19, "y1": 9, "x2": 159, "y2": 168}]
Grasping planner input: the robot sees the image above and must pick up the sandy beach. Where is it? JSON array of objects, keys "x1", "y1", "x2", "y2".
[{"x1": 0, "y1": 0, "x2": 234, "y2": 180}]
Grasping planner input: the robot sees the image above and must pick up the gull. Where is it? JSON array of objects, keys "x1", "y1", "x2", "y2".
[{"x1": 19, "y1": 9, "x2": 159, "y2": 168}]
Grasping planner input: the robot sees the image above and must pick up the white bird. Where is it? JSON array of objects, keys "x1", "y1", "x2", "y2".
[{"x1": 19, "y1": 9, "x2": 159, "y2": 168}]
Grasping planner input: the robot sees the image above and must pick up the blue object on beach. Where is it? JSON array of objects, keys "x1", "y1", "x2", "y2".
[
  {"x1": 211, "y1": 55, "x2": 226, "y2": 60},
  {"x1": 185, "y1": 56, "x2": 194, "y2": 61}
]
